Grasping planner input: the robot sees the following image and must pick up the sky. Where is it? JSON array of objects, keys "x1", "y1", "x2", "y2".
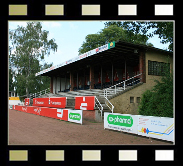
[{"x1": 9, "y1": 21, "x2": 170, "y2": 67}]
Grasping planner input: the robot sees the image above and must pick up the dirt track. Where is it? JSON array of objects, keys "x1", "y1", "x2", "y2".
[{"x1": 9, "y1": 109, "x2": 172, "y2": 145}]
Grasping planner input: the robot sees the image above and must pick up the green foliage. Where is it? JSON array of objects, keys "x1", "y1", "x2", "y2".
[
  {"x1": 9, "y1": 22, "x2": 57, "y2": 97},
  {"x1": 138, "y1": 60, "x2": 173, "y2": 118},
  {"x1": 78, "y1": 24, "x2": 150, "y2": 54},
  {"x1": 105, "y1": 21, "x2": 173, "y2": 51},
  {"x1": 9, "y1": 67, "x2": 14, "y2": 91}
]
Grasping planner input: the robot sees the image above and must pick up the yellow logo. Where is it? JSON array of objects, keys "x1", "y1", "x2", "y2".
[{"x1": 110, "y1": 42, "x2": 113, "y2": 47}]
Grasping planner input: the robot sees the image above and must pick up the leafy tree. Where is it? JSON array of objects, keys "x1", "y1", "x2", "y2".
[
  {"x1": 9, "y1": 67, "x2": 14, "y2": 92},
  {"x1": 105, "y1": 21, "x2": 173, "y2": 51},
  {"x1": 78, "y1": 24, "x2": 152, "y2": 54},
  {"x1": 9, "y1": 22, "x2": 58, "y2": 97},
  {"x1": 138, "y1": 59, "x2": 173, "y2": 117}
]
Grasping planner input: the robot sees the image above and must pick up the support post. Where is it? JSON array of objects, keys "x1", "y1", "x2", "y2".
[
  {"x1": 112, "y1": 63, "x2": 113, "y2": 86},
  {"x1": 101, "y1": 66, "x2": 102, "y2": 89},
  {"x1": 90, "y1": 65, "x2": 94, "y2": 89},
  {"x1": 65, "y1": 75, "x2": 66, "y2": 91},
  {"x1": 77, "y1": 72, "x2": 78, "y2": 90},
  {"x1": 50, "y1": 77, "x2": 53, "y2": 93},
  {"x1": 139, "y1": 51, "x2": 146, "y2": 83},
  {"x1": 125, "y1": 59, "x2": 126, "y2": 80},
  {"x1": 70, "y1": 72, "x2": 74, "y2": 91},
  {"x1": 55, "y1": 77, "x2": 57, "y2": 94}
]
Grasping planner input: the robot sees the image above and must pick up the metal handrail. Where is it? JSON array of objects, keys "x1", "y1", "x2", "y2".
[
  {"x1": 29, "y1": 88, "x2": 50, "y2": 99},
  {"x1": 104, "y1": 96, "x2": 114, "y2": 113},
  {"x1": 95, "y1": 96, "x2": 103, "y2": 120},
  {"x1": 103, "y1": 73, "x2": 142, "y2": 98},
  {"x1": 103, "y1": 73, "x2": 142, "y2": 114}
]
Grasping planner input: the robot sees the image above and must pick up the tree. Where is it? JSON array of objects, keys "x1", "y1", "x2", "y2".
[
  {"x1": 105, "y1": 21, "x2": 173, "y2": 51},
  {"x1": 138, "y1": 59, "x2": 173, "y2": 118},
  {"x1": 9, "y1": 22, "x2": 58, "y2": 97},
  {"x1": 78, "y1": 24, "x2": 152, "y2": 54},
  {"x1": 9, "y1": 46, "x2": 15, "y2": 92}
]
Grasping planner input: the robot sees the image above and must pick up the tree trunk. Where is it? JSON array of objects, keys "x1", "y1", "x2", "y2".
[{"x1": 26, "y1": 87, "x2": 29, "y2": 98}]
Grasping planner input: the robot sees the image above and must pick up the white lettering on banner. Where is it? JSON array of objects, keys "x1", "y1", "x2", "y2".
[
  {"x1": 51, "y1": 101, "x2": 61, "y2": 105},
  {"x1": 80, "y1": 97, "x2": 87, "y2": 110},
  {"x1": 34, "y1": 108, "x2": 41, "y2": 114},
  {"x1": 22, "y1": 107, "x2": 27, "y2": 112},
  {"x1": 109, "y1": 116, "x2": 131, "y2": 124},
  {"x1": 57, "y1": 109, "x2": 63, "y2": 118},
  {"x1": 80, "y1": 103, "x2": 87, "y2": 110},
  {"x1": 36, "y1": 100, "x2": 44, "y2": 105}
]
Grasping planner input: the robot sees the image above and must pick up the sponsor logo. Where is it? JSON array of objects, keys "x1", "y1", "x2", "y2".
[
  {"x1": 79, "y1": 53, "x2": 87, "y2": 59},
  {"x1": 69, "y1": 113, "x2": 81, "y2": 121},
  {"x1": 36, "y1": 100, "x2": 44, "y2": 105},
  {"x1": 108, "y1": 41, "x2": 115, "y2": 49},
  {"x1": 51, "y1": 101, "x2": 61, "y2": 105},
  {"x1": 107, "y1": 114, "x2": 133, "y2": 127},
  {"x1": 96, "y1": 44, "x2": 108, "y2": 53},
  {"x1": 22, "y1": 107, "x2": 27, "y2": 112},
  {"x1": 34, "y1": 108, "x2": 41, "y2": 114}
]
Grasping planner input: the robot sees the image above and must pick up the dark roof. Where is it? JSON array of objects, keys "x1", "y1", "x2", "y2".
[{"x1": 36, "y1": 40, "x2": 173, "y2": 77}]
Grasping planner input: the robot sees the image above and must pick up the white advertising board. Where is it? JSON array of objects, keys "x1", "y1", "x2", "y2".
[
  {"x1": 68, "y1": 110, "x2": 83, "y2": 124},
  {"x1": 104, "y1": 113, "x2": 138, "y2": 134},
  {"x1": 138, "y1": 115, "x2": 174, "y2": 142}
]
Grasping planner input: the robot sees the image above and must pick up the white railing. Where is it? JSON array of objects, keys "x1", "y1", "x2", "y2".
[
  {"x1": 104, "y1": 97, "x2": 114, "y2": 113},
  {"x1": 30, "y1": 88, "x2": 50, "y2": 99},
  {"x1": 95, "y1": 96, "x2": 103, "y2": 120},
  {"x1": 103, "y1": 73, "x2": 142, "y2": 98}
]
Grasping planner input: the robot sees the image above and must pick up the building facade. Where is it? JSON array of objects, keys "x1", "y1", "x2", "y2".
[{"x1": 36, "y1": 40, "x2": 173, "y2": 114}]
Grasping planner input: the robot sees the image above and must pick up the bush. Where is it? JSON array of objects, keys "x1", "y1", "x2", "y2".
[{"x1": 138, "y1": 60, "x2": 173, "y2": 118}]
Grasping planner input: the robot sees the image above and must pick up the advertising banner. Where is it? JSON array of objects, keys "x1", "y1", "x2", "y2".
[
  {"x1": 33, "y1": 97, "x2": 66, "y2": 108},
  {"x1": 138, "y1": 115, "x2": 174, "y2": 142},
  {"x1": 68, "y1": 110, "x2": 83, "y2": 124},
  {"x1": 24, "y1": 98, "x2": 30, "y2": 106},
  {"x1": 13, "y1": 105, "x2": 82, "y2": 124},
  {"x1": 104, "y1": 113, "x2": 138, "y2": 134},
  {"x1": 49, "y1": 97, "x2": 66, "y2": 108},
  {"x1": 33, "y1": 98, "x2": 48, "y2": 107},
  {"x1": 75, "y1": 96, "x2": 95, "y2": 110},
  {"x1": 15, "y1": 105, "x2": 22, "y2": 111},
  {"x1": 35, "y1": 42, "x2": 115, "y2": 76},
  {"x1": 48, "y1": 108, "x2": 68, "y2": 121}
]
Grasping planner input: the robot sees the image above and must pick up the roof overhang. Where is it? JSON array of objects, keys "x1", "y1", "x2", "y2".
[{"x1": 36, "y1": 40, "x2": 173, "y2": 77}]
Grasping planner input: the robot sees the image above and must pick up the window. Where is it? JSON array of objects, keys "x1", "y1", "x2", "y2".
[
  {"x1": 148, "y1": 60, "x2": 170, "y2": 76},
  {"x1": 137, "y1": 97, "x2": 140, "y2": 103},
  {"x1": 130, "y1": 97, "x2": 134, "y2": 103}
]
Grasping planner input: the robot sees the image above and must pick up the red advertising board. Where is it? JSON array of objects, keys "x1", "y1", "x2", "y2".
[
  {"x1": 75, "y1": 96, "x2": 95, "y2": 110},
  {"x1": 48, "y1": 108, "x2": 68, "y2": 121},
  {"x1": 33, "y1": 97, "x2": 66, "y2": 108},
  {"x1": 33, "y1": 98, "x2": 49, "y2": 107},
  {"x1": 24, "y1": 98, "x2": 30, "y2": 106},
  {"x1": 13, "y1": 105, "x2": 68, "y2": 121},
  {"x1": 49, "y1": 97, "x2": 66, "y2": 108}
]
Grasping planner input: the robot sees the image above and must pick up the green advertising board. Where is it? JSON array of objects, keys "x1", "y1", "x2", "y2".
[
  {"x1": 107, "y1": 114, "x2": 133, "y2": 127},
  {"x1": 104, "y1": 113, "x2": 138, "y2": 134},
  {"x1": 68, "y1": 110, "x2": 83, "y2": 124}
]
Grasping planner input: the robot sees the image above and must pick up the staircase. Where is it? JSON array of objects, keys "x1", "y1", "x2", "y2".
[{"x1": 36, "y1": 74, "x2": 142, "y2": 121}]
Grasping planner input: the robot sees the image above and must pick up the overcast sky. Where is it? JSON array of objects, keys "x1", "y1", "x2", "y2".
[{"x1": 9, "y1": 21, "x2": 170, "y2": 67}]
